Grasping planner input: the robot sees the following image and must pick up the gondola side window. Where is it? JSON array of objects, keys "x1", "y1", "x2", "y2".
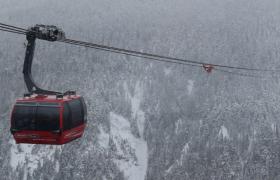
[
  {"x1": 12, "y1": 106, "x2": 35, "y2": 130},
  {"x1": 12, "y1": 104, "x2": 59, "y2": 131},
  {"x1": 36, "y1": 107, "x2": 60, "y2": 131}
]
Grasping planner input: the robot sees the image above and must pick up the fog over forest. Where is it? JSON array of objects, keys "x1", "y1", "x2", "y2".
[{"x1": 1, "y1": 0, "x2": 280, "y2": 179}]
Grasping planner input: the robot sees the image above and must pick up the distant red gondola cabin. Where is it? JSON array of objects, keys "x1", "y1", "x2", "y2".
[{"x1": 10, "y1": 94, "x2": 87, "y2": 145}]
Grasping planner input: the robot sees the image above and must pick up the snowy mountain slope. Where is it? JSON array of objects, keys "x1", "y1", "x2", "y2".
[{"x1": 1, "y1": 0, "x2": 280, "y2": 179}]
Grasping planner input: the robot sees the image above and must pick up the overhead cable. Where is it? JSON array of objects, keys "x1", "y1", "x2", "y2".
[
  {"x1": 62, "y1": 38, "x2": 280, "y2": 72},
  {"x1": 0, "y1": 28, "x2": 26, "y2": 35},
  {"x1": 0, "y1": 22, "x2": 277, "y2": 78}
]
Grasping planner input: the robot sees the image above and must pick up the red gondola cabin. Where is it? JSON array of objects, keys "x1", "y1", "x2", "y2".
[
  {"x1": 10, "y1": 94, "x2": 87, "y2": 145},
  {"x1": 10, "y1": 25, "x2": 87, "y2": 145}
]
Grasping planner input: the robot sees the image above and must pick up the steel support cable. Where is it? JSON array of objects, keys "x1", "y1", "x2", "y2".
[
  {"x1": 0, "y1": 23, "x2": 27, "y2": 35},
  {"x1": 0, "y1": 28, "x2": 26, "y2": 35},
  {"x1": 62, "y1": 39, "x2": 203, "y2": 68},
  {"x1": 61, "y1": 39, "x2": 276, "y2": 77},
  {"x1": 0, "y1": 25, "x2": 27, "y2": 33},
  {"x1": 0, "y1": 28, "x2": 265, "y2": 78},
  {"x1": 62, "y1": 39, "x2": 265, "y2": 78},
  {"x1": 0, "y1": 22, "x2": 28, "y2": 32},
  {"x1": 1, "y1": 27, "x2": 258, "y2": 78},
  {"x1": 61, "y1": 39, "x2": 221, "y2": 68},
  {"x1": 61, "y1": 38, "x2": 280, "y2": 73},
  {"x1": 0, "y1": 25, "x2": 204, "y2": 68},
  {"x1": 0, "y1": 22, "x2": 279, "y2": 77},
  {"x1": 0, "y1": 21, "x2": 279, "y2": 73}
]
